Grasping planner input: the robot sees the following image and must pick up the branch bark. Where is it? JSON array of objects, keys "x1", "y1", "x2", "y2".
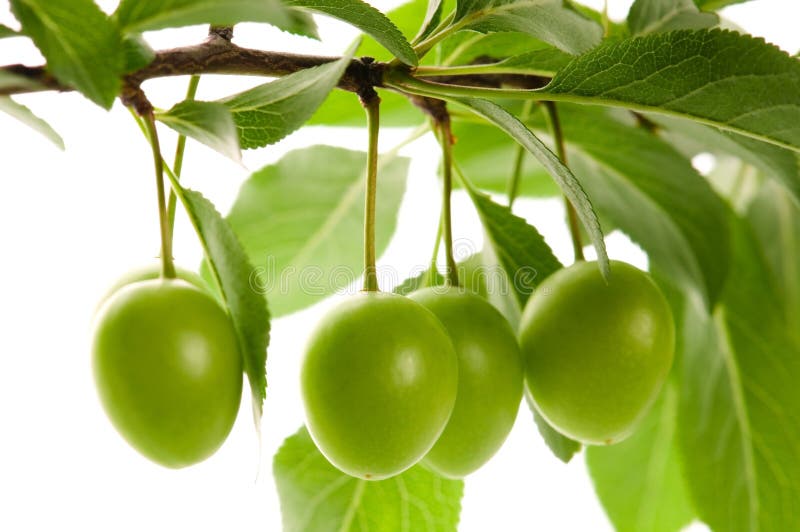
[{"x1": 0, "y1": 32, "x2": 548, "y2": 100}]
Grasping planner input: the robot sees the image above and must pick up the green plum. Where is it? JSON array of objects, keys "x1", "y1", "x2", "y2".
[
  {"x1": 93, "y1": 279, "x2": 242, "y2": 468},
  {"x1": 301, "y1": 291, "x2": 458, "y2": 480},
  {"x1": 519, "y1": 260, "x2": 674, "y2": 445},
  {"x1": 410, "y1": 286, "x2": 523, "y2": 478}
]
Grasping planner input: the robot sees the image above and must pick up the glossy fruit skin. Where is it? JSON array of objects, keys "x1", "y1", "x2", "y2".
[
  {"x1": 98, "y1": 264, "x2": 211, "y2": 308},
  {"x1": 519, "y1": 261, "x2": 674, "y2": 445},
  {"x1": 93, "y1": 279, "x2": 242, "y2": 468},
  {"x1": 301, "y1": 291, "x2": 458, "y2": 480},
  {"x1": 410, "y1": 286, "x2": 523, "y2": 478}
]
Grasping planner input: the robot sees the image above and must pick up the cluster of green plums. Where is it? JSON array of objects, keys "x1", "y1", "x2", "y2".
[
  {"x1": 301, "y1": 260, "x2": 675, "y2": 480},
  {"x1": 91, "y1": 259, "x2": 674, "y2": 473},
  {"x1": 93, "y1": 265, "x2": 243, "y2": 468}
]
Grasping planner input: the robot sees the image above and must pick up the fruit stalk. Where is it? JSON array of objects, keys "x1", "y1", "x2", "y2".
[
  {"x1": 361, "y1": 92, "x2": 381, "y2": 292},
  {"x1": 436, "y1": 117, "x2": 460, "y2": 287},
  {"x1": 543, "y1": 101, "x2": 584, "y2": 262},
  {"x1": 143, "y1": 112, "x2": 177, "y2": 279},
  {"x1": 167, "y1": 75, "x2": 201, "y2": 248}
]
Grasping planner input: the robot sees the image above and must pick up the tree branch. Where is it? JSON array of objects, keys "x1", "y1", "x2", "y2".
[{"x1": 0, "y1": 33, "x2": 549, "y2": 101}]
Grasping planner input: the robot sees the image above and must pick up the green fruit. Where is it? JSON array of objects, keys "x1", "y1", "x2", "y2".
[
  {"x1": 519, "y1": 261, "x2": 674, "y2": 445},
  {"x1": 301, "y1": 291, "x2": 458, "y2": 480},
  {"x1": 410, "y1": 286, "x2": 523, "y2": 478},
  {"x1": 93, "y1": 279, "x2": 242, "y2": 468},
  {"x1": 98, "y1": 263, "x2": 211, "y2": 308}
]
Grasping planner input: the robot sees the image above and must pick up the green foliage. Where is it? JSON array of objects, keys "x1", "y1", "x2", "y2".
[
  {"x1": 165, "y1": 181, "x2": 271, "y2": 424},
  {"x1": 527, "y1": 394, "x2": 581, "y2": 463},
  {"x1": 114, "y1": 0, "x2": 291, "y2": 33},
  {"x1": 11, "y1": 0, "x2": 124, "y2": 108},
  {"x1": 676, "y1": 185, "x2": 800, "y2": 530},
  {"x1": 456, "y1": 0, "x2": 603, "y2": 55},
  {"x1": 220, "y1": 49, "x2": 354, "y2": 149},
  {"x1": 0, "y1": 24, "x2": 19, "y2": 38},
  {"x1": 285, "y1": 0, "x2": 418, "y2": 65},
  {"x1": 586, "y1": 384, "x2": 694, "y2": 532},
  {"x1": 274, "y1": 427, "x2": 464, "y2": 531},
  {"x1": 459, "y1": 173, "x2": 562, "y2": 306},
  {"x1": 0, "y1": 97, "x2": 64, "y2": 149},
  {"x1": 121, "y1": 35, "x2": 156, "y2": 74},
  {"x1": 627, "y1": 0, "x2": 718, "y2": 35},
  {"x1": 694, "y1": 0, "x2": 752, "y2": 8},
  {"x1": 543, "y1": 29, "x2": 800, "y2": 153},
  {"x1": 525, "y1": 104, "x2": 730, "y2": 306},
  {"x1": 456, "y1": 97, "x2": 610, "y2": 277},
  {"x1": 225, "y1": 146, "x2": 409, "y2": 317},
  {"x1": 156, "y1": 101, "x2": 241, "y2": 162}
]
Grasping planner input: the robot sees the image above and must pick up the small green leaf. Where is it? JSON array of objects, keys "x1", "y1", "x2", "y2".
[
  {"x1": 0, "y1": 24, "x2": 19, "y2": 38},
  {"x1": 11, "y1": 0, "x2": 124, "y2": 109},
  {"x1": 459, "y1": 0, "x2": 603, "y2": 55},
  {"x1": 309, "y1": 89, "x2": 419, "y2": 127},
  {"x1": 456, "y1": 97, "x2": 609, "y2": 278},
  {"x1": 587, "y1": 384, "x2": 694, "y2": 532},
  {"x1": 627, "y1": 0, "x2": 717, "y2": 35},
  {"x1": 459, "y1": 172, "x2": 563, "y2": 306},
  {"x1": 165, "y1": 180, "x2": 270, "y2": 424},
  {"x1": 527, "y1": 393, "x2": 581, "y2": 463},
  {"x1": 415, "y1": 0, "x2": 443, "y2": 41},
  {"x1": 285, "y1": 0, "x2": 418, "y2": 66},
  {"x1": 121, "y1": 34, "x2": 155, "y2": 74},
  {"x1": 0, "y1": 96, "x2": 64, "y2": 149},
  {"x1": 114, "y1": 0, "x2": 291, "y2": 33},
  {"x1": 394, "y1": 267, "x2": 444, "y2": 295},
  {"x1": 486, "y1": 48, "x2": 573, "y2": 77},
  {"x1": 156, "y1": 100, "x2": 241, "y2": 162},
  {"x1": 220, "y1": 47, "x2": 355, "y2": 149},
  {"x1": 541, "y1": 29, "x2": 800, "y2": 153},
  {"x1": 274, "y1": 427, "x2": 464, "y2": 532},
  {"x1": 279, "y1": 8, "x2": 320, "y2": 39},
  {"x1": 226, "y1": 146, "x2": 409, "y2": 317}
]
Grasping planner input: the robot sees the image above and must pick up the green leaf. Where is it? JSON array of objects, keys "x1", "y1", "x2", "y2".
[
  {"x1": 527, "y1": 105, "x2": 730, "y2": 306},
  {"x1": 114, "y1": 0, "x2": 291, "y2": 33},
  {"x1": 541, "y1": 29, "x2": 800, "y2": 153},
  {"x1": 274, "y1": 427, "x2": 464, "y2": 532},
  {"x1": 394, "y1": 267, "x2": 444, "y2": 295},
  {"x1": 627, "y1": 0, "x2": 717, "y2": 35},
  {"x1": 459, "y1": 173, "x2": 563, "y2": 306},
  {"x1": 0, "y1": 96, "x2": 64, "y2": 149},
  {"x1": 459, "y1": 0, "x2": 604, "y2": 55},
  {"x1": 486, "y1": 48, "x2": 572, "y2": 76},
  {"x1": 0, "y1": 24, "x2": 19, "y2": 38},
  {"x1": 121, "y1": 34, "x2": 155, "y2": 74},
  {"x1": 285, "y1": 0, "x2": 418, "y2": 66},
  {"x1": 165, "y1": 180, "x2": 270, "y2": 424},
  {"x1": 527, "y1": 393, "x2": 580, "y2": 463},
  {"x1": 219, "y1": 48, "x2": 355, "y2": 149},
  {"x1": 11, "y1": 0, "x2": 124, "y2": 109},
  {"x1": 226, "y1": 146, "x2": 409, "y2": 317},
  {"x1": 439, "y1": 31, "x2": 547, "y2": 66},
  {"x1": 677, "y1": 197, "x2": 800, "y2": 531},
  {"x1": 587, "y1": 384, "x2": 694, "y2": 532},
  {"x1": 694, "y1": 0, "x2": 751, "y2": 9},
  {"x1": 452, "y1": 121, "x2": 559, "y2": 197},
  {"x1": 279, "y1": 8, "x2": 320, "y2": 39},
  {"x1": 654, "y1": 115, "x2": 800, "y2": 203},
  {"x1": 456, "y1": 97, "x2": 610, "y2": 278},
  {"x1": 416, "y1": 0, "x2": 443, "y2": 41},
  {"x1": 156, "y1": 100, "x2": 241, "y2": 162}
]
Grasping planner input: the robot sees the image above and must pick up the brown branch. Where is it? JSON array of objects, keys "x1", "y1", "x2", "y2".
[{"x1": 0, "y1": 33, "x2": 549, "y2": 100}]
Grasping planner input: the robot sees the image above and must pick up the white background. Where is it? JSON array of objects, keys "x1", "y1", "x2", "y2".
[{"x1": 0, "y1": 1, "x2": 797, "y2": 530}]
